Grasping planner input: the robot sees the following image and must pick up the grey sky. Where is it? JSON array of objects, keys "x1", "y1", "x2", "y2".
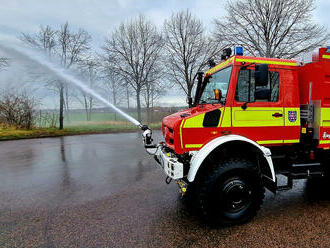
[
  {"x1": 1, "y1": 0, "x2": 328, "y2": 47},
  {"x1": 0, "y1": 0, "x2": 329, "y2": 108},
  {"x1": 0, "y1": 0, "x2": 227, "y2": 48}
]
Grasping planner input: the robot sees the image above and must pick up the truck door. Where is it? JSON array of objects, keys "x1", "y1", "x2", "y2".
[{"x1": 232, "y1": 67, "x2": 285, "y2": 145}]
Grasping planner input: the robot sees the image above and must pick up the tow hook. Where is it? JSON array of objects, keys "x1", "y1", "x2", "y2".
[{"x1": 177, "y1": 180, "x2": 188, "y2": 196}]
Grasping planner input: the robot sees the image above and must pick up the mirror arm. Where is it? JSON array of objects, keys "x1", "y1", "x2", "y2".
[
  {"x1": 241, "y1": 100, "x2": 255, "y2": 110},
  {"x1": 193, "y1": 72, "x2": 204, "y2": 106},
  {"x1": 241, "y1": 102, "x2": 248, "y2": 110},
  {"x1": 240, "y1": 62, "x2": 256, "y2": 70}
]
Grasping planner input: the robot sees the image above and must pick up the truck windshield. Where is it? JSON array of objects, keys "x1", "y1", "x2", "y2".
[{"x1": 199, "y1": 66, "x2": 233, "y2": 104}]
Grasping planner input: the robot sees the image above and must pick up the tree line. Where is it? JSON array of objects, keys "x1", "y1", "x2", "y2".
[{"x1": 1, "y1": 0, "x2": 329, "y2": 129}]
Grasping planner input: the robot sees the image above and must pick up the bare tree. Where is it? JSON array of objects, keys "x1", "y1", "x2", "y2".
[
  {"x1": 124, "y1": 82, "x2": 131, "y2": 109},
  {"x1": 56, "y1": 22, "x2": 91, "y2": 128},
  {"x1": 0, "y1": 57, "x2": 9, "y2": 70},
  {"x1": 100, "y1": 55, "x2": 123, "y2": 105},
  {"x1": 77, "y1": 56, "x2": 99, "y2": 121},
  {"x1": 21, "y1": 22, "x2": 91, "y2": 129},
  {"x1": 163, "y1": 10, "x2": 220, "y2": 106},
  {"x1": 21, "y1": 25, "x2": 56, "y2": 57},
  {"x1": 103, "y1": 15, "x2": 163, "y2": 122},
  {"x1": 142, "y1": 80, "x2": 164, "y2": 123},
  {"x1": 214, "y1": 0, "x2": 330, "y2": 59}
]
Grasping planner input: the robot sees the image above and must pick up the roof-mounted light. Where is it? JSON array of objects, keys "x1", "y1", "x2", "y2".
[
  {"x1": 235, "y1": 46, "x2": 243, "y2": 56},
  {"x1": 221, "y1": 48, "x2": 232, "y2": 60},
  {"x1": 326, "y1": 46, "x2": 330, "y2": 53}
]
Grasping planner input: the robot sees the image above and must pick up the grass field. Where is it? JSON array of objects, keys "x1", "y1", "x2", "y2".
[{"x1": 0, "y1": 110, "x2": 167, "y2": 140}]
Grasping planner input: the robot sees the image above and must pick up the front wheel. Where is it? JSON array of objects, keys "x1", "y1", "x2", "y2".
[{"x1": 195, "y1": 159, "x2": 265, "y2": 226}]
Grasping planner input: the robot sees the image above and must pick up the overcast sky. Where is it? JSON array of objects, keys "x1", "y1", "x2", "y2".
[
  {"x1": 0, "y1": 0, "x2": 329, "y2": 108},
  {"x1": 0, "y1": 0, "x2": 329, "y2": 48}
]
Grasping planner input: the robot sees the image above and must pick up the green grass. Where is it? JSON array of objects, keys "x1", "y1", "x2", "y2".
[
  {"x1": 1, "y1": 110, "x2": 167, "y2": 140},
  {"x1": 0, "y1": 121, "x2": 162, "y2": 141}
]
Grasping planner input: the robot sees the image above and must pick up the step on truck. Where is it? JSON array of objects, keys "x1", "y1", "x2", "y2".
[{"x1": 142, "y1": 47, "x2": 330, "y2": 226}]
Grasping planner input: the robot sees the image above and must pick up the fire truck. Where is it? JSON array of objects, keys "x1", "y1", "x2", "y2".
[{"x1": 143, "y1": 47, "x2": 330, "y2": 226}]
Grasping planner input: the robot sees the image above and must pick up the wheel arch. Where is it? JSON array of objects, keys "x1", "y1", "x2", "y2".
[{"x1": 187, "y1": 135, "x2": 276, "y2": 185}]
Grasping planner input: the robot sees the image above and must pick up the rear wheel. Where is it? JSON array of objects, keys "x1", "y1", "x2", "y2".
[{"x1": 195, "y1": 159, "x2": 265, "y2": 226}]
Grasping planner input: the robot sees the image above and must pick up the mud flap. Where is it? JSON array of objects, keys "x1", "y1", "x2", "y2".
[{"x1": 262, "y1": 175, "x2": 277, "y2": 194}]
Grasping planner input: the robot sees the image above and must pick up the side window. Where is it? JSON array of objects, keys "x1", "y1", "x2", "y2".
[
  {"x1": 235, "y1": 69, "x2": 255, "y2": 102},
  {"x1": 235, "y1": 69, "x2": 279, "y2": 102}
]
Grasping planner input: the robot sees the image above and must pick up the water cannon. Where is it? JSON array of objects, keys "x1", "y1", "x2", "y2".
[{"x1": 141, "y1": 124, "x2": 156, "y2": 148}]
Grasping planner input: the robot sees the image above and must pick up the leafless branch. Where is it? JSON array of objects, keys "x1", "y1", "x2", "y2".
[
  {"x1": 0, "y1": 91, "x2": 38, "y2": 129},
  {"x1": 214, "y1": 0, "x2": 330, "y2": 59},
  {"x1": 102, "y1": 15, "x2": 163, "y2": 122},
  {"x1": 163, "y1": 10, "x2": 221, "y2": 103},
  {"x1": 0, "y1": 57, "x2": 9, "y2": 70},
  {"x1": 20, "y1": 22, "x2": 92, "y2": 128}
]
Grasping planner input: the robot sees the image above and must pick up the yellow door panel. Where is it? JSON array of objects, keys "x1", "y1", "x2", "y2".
[
  {"x1": 232, "y1": 107, "x2": 284, "y2": 127},
  {"x1": 183, "y1": 113, "x2": 205, "y2": 128},
  {"x1": 321, "y1": 108, "x2": 330, "y2": 127},
  {"x1": 219, "y1": 107, "x2": 231, "y2": 127}
]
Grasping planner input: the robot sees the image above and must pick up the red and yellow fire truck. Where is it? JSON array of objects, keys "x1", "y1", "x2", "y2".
[{"x1": 143, "y1": 47, "x2": 330, "y2": 226}]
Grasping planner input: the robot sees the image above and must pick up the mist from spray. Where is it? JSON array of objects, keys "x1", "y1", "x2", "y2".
[{"x1": 0, "y1": 37, "x2": 142, "y2": 127}]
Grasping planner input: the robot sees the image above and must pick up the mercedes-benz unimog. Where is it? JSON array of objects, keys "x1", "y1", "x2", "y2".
[{"x1": 142, "y1": 47, "x2": 330, "y2": 226}]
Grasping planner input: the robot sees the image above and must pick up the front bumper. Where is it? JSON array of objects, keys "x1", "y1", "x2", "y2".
[{"x1": 156, "y1": 147, "x2": 184, "y2": 180}]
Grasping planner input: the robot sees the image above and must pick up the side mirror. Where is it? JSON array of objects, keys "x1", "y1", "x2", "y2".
[
  {"x1": 213, "y1": 89, "x2": 222, "y2": 102},
  {"x1": 255, "y1": 64, "x2": 269, "y2": 86}
]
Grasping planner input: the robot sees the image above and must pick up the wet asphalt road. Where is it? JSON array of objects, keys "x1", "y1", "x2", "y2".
[{"x1": 0, "y1": 132, "x2": 329, "y2": 248}]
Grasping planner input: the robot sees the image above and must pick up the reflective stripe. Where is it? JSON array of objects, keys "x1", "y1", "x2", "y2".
[
  {"x1": 205, "y1": 57, "x2": 235, "y2": 76},
  {"x1": 321, "y1": 108, "x2": 330, "y2": 127},
  {"x1": 236, "y1": 58, "x2": 297, "y2": 66},
  {"x1": 320, "y1": 140, "x2": 330, "y2": 144},
  {"x1": 284, "y1": 139, "x2": 300, "y2": 143},
  {"x1": 257, "y1": 140, "x2": 282, "y2": 144},
  {"x1": 257, "y1": 139, "x2": 299, "y2": 145},
  {"x1": 183, "y1": 113, "x2": 205, "y2": 128},
  {"x1": 323, "y1": 55, "x2": 330, "y2": 59},
  {"x1": 185, "y1": 144, "x2": 203, "y2": 148},
  {"x1": 180, "y1": 120, "x2": 185, "y2": 149}
]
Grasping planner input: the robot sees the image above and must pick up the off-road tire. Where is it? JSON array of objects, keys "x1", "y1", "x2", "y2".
[{"x1": 194, "y1": 159, "x2": 265, "y2": 226}]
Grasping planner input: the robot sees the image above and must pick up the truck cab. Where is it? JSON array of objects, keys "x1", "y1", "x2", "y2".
[
  {"x1": 152, "y1": 47, "x2": 330, "y2": 226},
  {"x1": 163, "y1": 55, "x2": 300, "y2": 153}
]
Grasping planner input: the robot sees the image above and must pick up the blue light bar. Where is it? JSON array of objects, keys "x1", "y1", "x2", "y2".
[
  {"x1": 327, "y1": 46, "x2": 330, "y2": 53},
  {"x1": 236, "y1": 46, "x2": 243, "y2": 56}
]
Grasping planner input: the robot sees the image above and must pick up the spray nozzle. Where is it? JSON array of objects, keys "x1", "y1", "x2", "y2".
[
  {"x1": 140, "y1": 124, "x2": 150, "y2": 131},
  {"x1": 141, "y1": 124, "x2": 155, "y2": 148}
]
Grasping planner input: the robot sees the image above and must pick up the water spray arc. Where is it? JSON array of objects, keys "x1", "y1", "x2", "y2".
[{"x1": 0, "y1": 40, "x2": 155, "y2": 147}]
